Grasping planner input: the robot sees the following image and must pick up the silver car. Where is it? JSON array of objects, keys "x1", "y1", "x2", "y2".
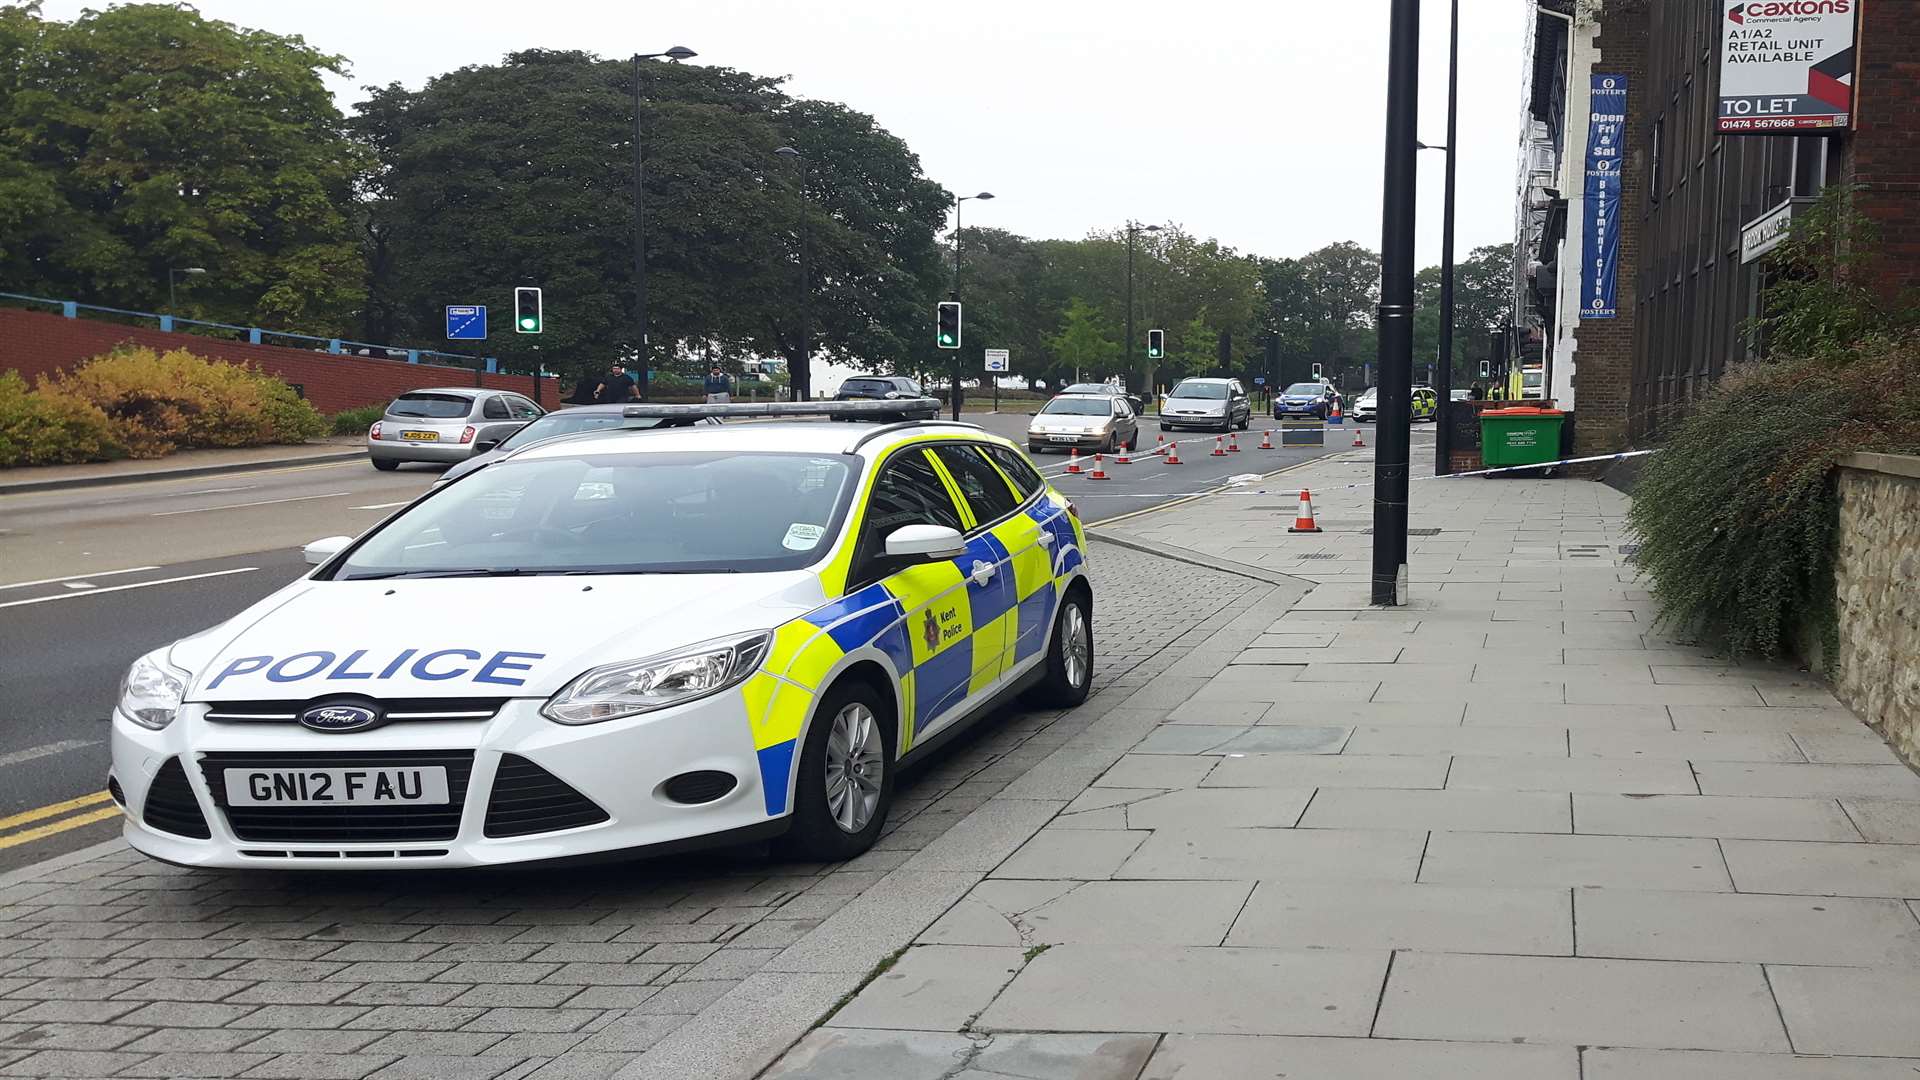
[
  {"x1": 367, "y1": 388, "x2": 544, "y2": 471},
  {"x1": 433, "y1": 406, "x2": 721, "y2": 486},
  {"x1": 1159, "y1": 377, "x2": 1251, "y2": 433},
  {"x1": 1027, "y1": 393, "x2": 1140, "y2": 454}
]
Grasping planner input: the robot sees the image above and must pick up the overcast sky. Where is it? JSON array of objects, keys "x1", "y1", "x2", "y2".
[{"x1": 48, "y1": 0, "x2": 1529, "y2": 268}]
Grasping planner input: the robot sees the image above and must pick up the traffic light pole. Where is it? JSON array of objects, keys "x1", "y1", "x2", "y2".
[
  {"x1": 951, "y1": 197, "x2": 965, "y2": 421},
  {"x1": 631, "y1": 54, "x2": 650, "y2": 402},
  {"x1": 1373, "y1": 0, "x2": 1419, "y2": 607},
  {"x1": 1434, "y1": 0, "x2": 1459, "y2": 477}
]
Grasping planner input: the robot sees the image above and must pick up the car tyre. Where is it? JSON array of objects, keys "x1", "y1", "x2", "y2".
[
  {"x1": 780, "y1": 679, "x2": 895, "y2": 861},
  {"x1": 1024, "y1": 588, "x2": 1093, "y2": 709},
  {"x1": 371, "y1": 458, "x2": 399, "y2": 472}
]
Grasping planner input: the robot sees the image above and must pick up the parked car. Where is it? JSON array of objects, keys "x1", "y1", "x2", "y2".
[
  {"x1": 1451, "y1": 389, "x2": 1472, "y2": 402},
  {"x1": 1159, "y1": 378, "x2": 1251, "y2": 433},
  {"x1": 1027, "y1": 393, "x2": 1139, "y2": 454},
  {"x1": 1273, "y1": 380, "x2": 1340, "y2": 420},
  {"x1": 831, "y1": 376, "x2": 940, "y2": 420},
  {"x1": 1348, "y1": 386, "x2": 1438, "y2": 423},
  {"x1": 1353, "y1": 387, "x2": 1379, "y2": 423},
  {"x1": 434, "y1": 406, "x2": 722, "y2": 486},
  {"x1": 367, "y1": 388, "x2": 543, "y2": 471}
]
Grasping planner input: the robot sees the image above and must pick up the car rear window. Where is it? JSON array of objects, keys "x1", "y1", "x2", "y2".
[
  {"x1": 842, "y1": 379, "x2": 891, "y2": 394},
  {"x1": 387, "y1": 393, "x2": 472, "y2": 419}
]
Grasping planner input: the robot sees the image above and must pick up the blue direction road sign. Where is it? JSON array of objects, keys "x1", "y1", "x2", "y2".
[{"x1": 445, "y1": 305, "x2": 487, "y2": 340}]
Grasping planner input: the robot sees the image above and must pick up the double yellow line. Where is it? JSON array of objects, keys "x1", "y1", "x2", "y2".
[{"x1": 0, "y1": 791, "x2": 120, "y2": 851}]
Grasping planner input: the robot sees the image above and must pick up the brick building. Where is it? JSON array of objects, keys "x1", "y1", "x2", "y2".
[{"x1": 1514, "y1": 0, "x2": 1916, "y2": 450}]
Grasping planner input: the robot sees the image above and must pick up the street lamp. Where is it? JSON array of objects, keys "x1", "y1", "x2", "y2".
[
  {"x1": 1417, "y1": 0, "x2": 1461, "y2": 477},
  {"x1": 1372, "y1": 0, "x2": 1419, "y2": 607},
  {"x1": 775, "y1": 146, "x2": 811, "y2": 403},
  {"x1": 632, "y1": 44, "x2": 697, "y2": 402},
  {"x1": 1125, "y1": 222, "x2": 1161, "y2": 405},
  {"x1": 948, "y1": 191, "x2": 996, "y2": 419},
  {"x1": 167, "y1": 267, "x2": 206, "y2": 311}
]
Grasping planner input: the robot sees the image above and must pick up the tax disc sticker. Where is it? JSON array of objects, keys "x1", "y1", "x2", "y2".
[{"x1": 783, "y1": 523, "x2": 826, "y2": 550}]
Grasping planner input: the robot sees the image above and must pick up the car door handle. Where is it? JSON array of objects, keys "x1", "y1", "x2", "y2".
[
  {"x1": 1036, "y1": 532, "x2": 1055, "y2": 547},
  {"x1": 970, "y1": 560, "x2": 996, "y2": 585}
]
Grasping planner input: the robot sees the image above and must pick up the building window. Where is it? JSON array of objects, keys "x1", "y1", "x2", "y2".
[
  {"x1": 1791, "y1": 136, "x2": 1827, "y2": 197},
  {"x1": 1650, "y1": 118, "x2": 1665, "y2": 205}
]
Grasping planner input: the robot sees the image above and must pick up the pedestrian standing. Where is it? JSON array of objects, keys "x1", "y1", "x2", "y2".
[
  {"x1": 704, "y1": 365, "x2": 732, "y2": 404},
  {"x1": 603, "y1": 364, "x2": 637, "y2": 403},
  {"x1": 567, "y1": 370, "x2": 606, "y2": 406}
]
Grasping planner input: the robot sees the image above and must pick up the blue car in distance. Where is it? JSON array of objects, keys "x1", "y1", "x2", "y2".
[{"x1": 1273, "y1": 381, "x2": 1340, "y2": 420}]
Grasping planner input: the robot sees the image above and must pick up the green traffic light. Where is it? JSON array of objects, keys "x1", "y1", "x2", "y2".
[
  {"x1": 519, "y1": 317, "x2": 538, "y2": 330},
  {"x1": 939, "y1": 334, "x2": 954, "y2": 345}
]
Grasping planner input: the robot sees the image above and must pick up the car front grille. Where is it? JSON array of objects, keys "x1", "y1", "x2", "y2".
[
  {"x1": 142, "y1": 757, "x2": 211, "y2": 839},
  {"x1": 202, "y1": 698, "x2": 506, "y2": 724},
  {"x1": 200, "y1": 751, "x2": 476, "y2": 843},
  {"x1": 483, "y1": 755, "x2": 610, "y2": 838}
]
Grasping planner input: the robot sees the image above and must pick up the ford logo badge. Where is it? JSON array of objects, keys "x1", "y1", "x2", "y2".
[{"x1": 299, "y1": 703, "x2": 380, "y2": 733}]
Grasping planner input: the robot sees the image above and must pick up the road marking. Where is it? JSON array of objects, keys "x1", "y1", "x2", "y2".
[
  {"x1": 0, "y1": 805, "x2": 122, "y2": 850},
  {"x1": 0, "y1": 740, "x2": 100, "y2": 769},
  {"x1": 0, "y1": 790, "x2": 114, "y2": 832},
  {"x1": 349, "y1": 501, "x2": 410, "y2": 511},
  {"x1": 1088, "y1": 454, "x2": 1337, "y2": 527},
  {"x1": 0, "y1": 566, "x2": 161, "y2": 591},
  {"x1": 0, "y1": 567, "x2": 259, "y2": 609},
  {"x1": 151, "y1": 491, "x2": 350, "y2": 517}
]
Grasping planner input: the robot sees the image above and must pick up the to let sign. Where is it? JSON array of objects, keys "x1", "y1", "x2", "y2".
[{"x1": 1717, "y1": 0, "x2": 1859, "y2": 133}]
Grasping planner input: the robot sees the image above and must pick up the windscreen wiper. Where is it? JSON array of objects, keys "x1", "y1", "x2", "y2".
[{"x1": 343, "y1": 568, "x2": 553, "y2": 580}]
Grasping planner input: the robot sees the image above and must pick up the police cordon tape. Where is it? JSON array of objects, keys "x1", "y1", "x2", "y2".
[{"x1": 1063, "y1": 448, "x2": 1660, "y2": 495}]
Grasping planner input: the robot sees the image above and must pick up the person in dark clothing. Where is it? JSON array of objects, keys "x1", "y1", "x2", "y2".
[
  {"x1": 1469, "y1": 383, "x2": 1485, "y2": 400},
  {"x1": 704, "y1": 366, "x2": 733, "y2": 404},
  {"x1": 605, "y1": 364, "x2": 638, "y2": 402},
  {"x1": 567, "y1": 371, "x2": 606, "y2": 405}
]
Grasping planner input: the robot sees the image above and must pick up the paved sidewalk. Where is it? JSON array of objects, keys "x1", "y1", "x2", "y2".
[
  {"x1": 761, "y1": 445, "x2": 1920, "y2": 1078},
  {"x1": 0, "y1": 439, "x2": 364, "y2": 495}
]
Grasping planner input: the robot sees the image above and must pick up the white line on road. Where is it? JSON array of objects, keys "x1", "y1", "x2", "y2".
[
  {"x1": 0, "y1": 567, "x2": 259, "y2": 609},
  {"x1": 0, "y1": 740, "x2": 99, "y2": 769},
  {"x1": 0, "y1": 566, "x2": 161, "y2": 591},
  {"x1": 150, "y1": 492, "x2": 350, "y2": 517},
  {"x1": 348, "y1": 501, "x2": 411, "y2": 511}
]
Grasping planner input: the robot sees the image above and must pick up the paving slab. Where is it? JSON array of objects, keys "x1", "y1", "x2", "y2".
[
  {"x1": 825, "y1": 945, "x2": 1025, "y2": 1032},
  {"x1": 1571, "y1": 730, "x2": 1806, "y2": 762},
  {"x1": 763, "y1": 1029, "x2": 1159, "y2": 1080},
  {"x1": 989, "y1": 829, "x2": 1145, "y2": 881},
  {"x1": 1140, "y1": 1033, "x2": 1578, "y2": 1079},
  {"x1": 1721, "y1": 840, "x2": 1920, "y2": 898},
  {"x1": 1223, "y1": 881, "x2": 1571, "y2": 955},
  {"x1": 1163, "y1": 700, "x2": 1268, "y2": 725},
  {"x1": 976, "y1": 945, "x2": 1388, "y2": 1036},
  {"x1": 1343, "y1": 724, "x2": 1567, "y2": 756},
  {"x1": 1201, "y1": 753, "x2": 1450, "y2": 789},
  {"x1": 1583, "y1": 1048, "x2": 1920, "y2": 1079},
  {"x1": 1463, "y1": 702, "x2": 1674, "y2": 729},
  {"x1": 1790, "y1": 732, "x2": 1905, "y2": 765},
  {"x1": 1374, "y1": 952, "x2": 1788, "y2": 1051},
  {"x1": 1668, "y1": 707, "x2": 1864, "y2": 734},
  {"x1": 1573, "y1": 794, "x2": 1861, "y2": 842},
  {"x1": 1696, "y1": 763, "x2": 1920, "y2": 799},
  {"x1": 1196, "y1": 680, "x2": 1379, "y2": 705},
  {"x1": 1419, "y1": 832, "x2": 1732, "y2": 891},
  {"x1": 1092, "y1": 755, "x2": 1217, "y2": 789},
  {"x1": 1116, "y1": 827, "x2": 1426, "y2": 882},
  {"x1": 1839, "y1": 798, "x2": 1920, "y2": 843},
  {"x1": 1123, "y1": 787, "x2": 1314, "y2": 830},
  {"x1": 1575, "y1": 889, "x2": 1920, "y2": 966},
  {"x1": 1768, "y1": 966, "x2": 1920, "y2": 1057},
  {"x1": 1445, "y1": 755, "x2": 1698, "y2": 794},
  {"x1": 1132, "y1": 725, "x2": 1349, "y2": 755},
  {"x1": 1297, "y1": 787, "x2": 1571, "y2": 833}
]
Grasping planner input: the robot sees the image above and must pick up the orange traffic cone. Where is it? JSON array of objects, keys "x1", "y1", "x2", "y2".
[
  {"x1": 1227, "y1": 432, "x2": 1241, "y2": 453},
  {"x1": 1164, "y1": 441, "x2": 1183, "y2": 465},
  {"x1": 1287, "y1": 489, "x2": 1324, "y2": 533},
  {"x1": 1258, "y1": 429, "x2": 1274, "y2": 450},
  {"x1": 1328, "y1": 399, "x2": 1344, "y2": 425},
  {"x1": 1352, "y1": 427, "x2": 1366, "y2": 447},
  {"x1": 1089, "y1": 453, "x2": 1109, "y2": 480},
  {"x1": 1066, "y1": 449, "x2": 1082, "y2": 474},
  {"x1": 1211, "y1": 436, "x2": 1227, "y2": 457}
]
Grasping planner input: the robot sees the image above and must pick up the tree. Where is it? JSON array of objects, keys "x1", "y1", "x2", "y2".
[
  {"x1": 1044, "y1": 298, "x2": 1116, "y2": 386},
  {"x1": 0, "y1": 3, "x2": 366, "y2": 332},
  {"x1": 1167, "y1": 312, "x2": 1217, "y2": 380},
  {"x1": 1415, "y1": 243, "x2": 1514, "y2": 384}
]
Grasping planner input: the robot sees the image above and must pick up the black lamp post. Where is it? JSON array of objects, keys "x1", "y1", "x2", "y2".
[
  {"x1": 1373, "y1": 0, "x2": 1420, "y2": 607},
  {"x1": 775, "y1": 146, "x2": 811, "y2": 402},
  {"x1": 1417, "y1": 0, "x2": 1460, "y2": 476},
  {"x1": 632, "y1": 44, "x2": 697, "y2": 402},
  {"x1": 1125, "y1": 221, "x2": 1161, "y2": 401},
  {"x1": 168, "y1": 266, "x2": 206, "y2": 311},
  {"x1": 948, "y1": 191, "x2": 994, "y2": 419}
]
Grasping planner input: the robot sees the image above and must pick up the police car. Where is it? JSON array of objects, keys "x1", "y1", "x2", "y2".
[{"x1": 110, "y1": 401, "x2": 1093, "y2": 869}]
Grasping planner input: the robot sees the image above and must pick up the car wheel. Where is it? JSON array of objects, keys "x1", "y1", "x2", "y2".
[
  {"x1": 780, "y1": 680, "x2": 894, "y2": 861},
  {"x1": 371, "y1": 458, "x2": 399, "y2": 472},
  {"x1": 1024, "y1": 588, "x2": 1093, "y2": 708}
]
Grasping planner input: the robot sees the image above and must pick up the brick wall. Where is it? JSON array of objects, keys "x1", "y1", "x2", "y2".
[
  {"x1": 1569, "y1": 0, "x2": 1650, "y2": 456},
  {"x1": 0, "y1": 307, "x2": 559, "y2": 414},
  {"x1": 1850, "y1": 0, "x2": 1920, "y2": 300}
]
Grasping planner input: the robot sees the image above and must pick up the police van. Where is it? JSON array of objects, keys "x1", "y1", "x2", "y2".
[{"x1": 111, "y1": 402, "x2": 1092, "y2": 869}]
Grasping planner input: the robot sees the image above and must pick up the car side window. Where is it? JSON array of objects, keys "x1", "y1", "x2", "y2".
[
  {"x1": 852, "y1": 451, "x2": 965, "y2": 587},
  {"x1": 506, "y1": 396, "x2": 541, "y2": 419},
  {"x1": 982, "y1": 446, "x2": 1043, "y2": 500},
  {"x1": 931, "y1": 445, "x2": 1019, "y2": 528},
  {"x1": 481, "y1": 396, "x2": 511, "y2": 420}
]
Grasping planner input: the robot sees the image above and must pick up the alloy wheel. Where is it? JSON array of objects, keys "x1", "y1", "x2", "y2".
[{"x1": 824, "y1": 703, "x2": 884, "y2": 833}]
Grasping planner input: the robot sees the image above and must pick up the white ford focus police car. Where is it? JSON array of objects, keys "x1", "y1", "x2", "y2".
[{"x1": 111, "y1": 401, "x2": 1092, "y2": 869}]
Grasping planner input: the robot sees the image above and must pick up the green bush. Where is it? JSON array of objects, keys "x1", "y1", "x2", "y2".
[
  {"x1": 1627, "y1": 337, "x2": 1920, "y2": 659},
  {"x1": 45, "y1": 346, "x2": 326, "y2": 457},
  {"x1": 0, "y1": 371, "x2": 123, "y2": 467},
  {"x1": 331, "y1": 404, "x2": 386, "y2": 435}
]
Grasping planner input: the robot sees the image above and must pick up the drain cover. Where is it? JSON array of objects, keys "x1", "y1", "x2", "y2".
[{"x1": 1296, "y1": 553, "x2": 1338, "y2": 560}]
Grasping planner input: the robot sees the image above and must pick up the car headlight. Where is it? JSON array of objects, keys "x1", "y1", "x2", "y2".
[
  {"x1": 119, "y1": 650, "x2": 191, "y2": 731},
  {"x1": 541, "y1": 632, "x2": 773, "y2": 725}
]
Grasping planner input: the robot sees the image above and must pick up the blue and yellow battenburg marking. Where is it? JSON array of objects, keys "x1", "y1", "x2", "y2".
[{"x1": 740, "y1": 491, "x2": 1083, "y2": 818}]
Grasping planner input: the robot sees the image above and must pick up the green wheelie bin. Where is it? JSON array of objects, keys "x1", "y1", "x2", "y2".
[{"x1": 1478, "y1": 407, "x2": 1566, "y2": 470}]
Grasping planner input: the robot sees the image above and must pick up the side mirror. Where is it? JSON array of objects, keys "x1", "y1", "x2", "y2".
[
  {"x1": 303, "y1": 535, "x2": 352, "y2": 566},
  {"x1": 472, "y1": 438, "x2": 500, "y2": 453},
  {"x1": 884, "y1": 524, "x2": 966, "y2": 562}
]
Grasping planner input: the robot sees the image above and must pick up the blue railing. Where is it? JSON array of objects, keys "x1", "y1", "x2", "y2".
[{"x1": 0, "y1": 291, "x2": 506, "y2": 374}]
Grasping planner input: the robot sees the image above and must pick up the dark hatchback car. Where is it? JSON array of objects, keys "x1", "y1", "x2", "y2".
[{"x1": 831, "y1": 375, "x2": 940, "y2": 420}]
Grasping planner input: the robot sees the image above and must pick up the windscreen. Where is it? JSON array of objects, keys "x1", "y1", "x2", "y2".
[
  {"x1": 1523, "y1": 371, "x2": 1544, "y2": 388},
  {"x1": 332, "y1": 451, "x2": 854, "y2": 578},
  {"x1": 1039, "y1": 398, "x2": 1111, "y2": 416},
  {"x1": 1170, "y1": 382, "x2": 1229, "y2": 400},
  {"x1": 1284, "y1": 383, "x2": 1324, "y2": 396},
  {"x1": 387, "y1": 393, "x2": 471, "y2": 419},
  {"x1": 496, "y1": 413, "x2": 645, "y2": 450}
]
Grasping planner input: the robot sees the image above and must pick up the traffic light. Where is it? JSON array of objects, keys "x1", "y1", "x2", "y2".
[
  {"x1": 1479, "y1": 359, "x2": 1492, "y2": 379},
  {"x1": 1146, "y1": 329, "x2": 1164, "y2": 359},
  {"x1": 1311, "y1": 362, "x2": 1324, "y2": 380},
  {"x1": 514, "y1": 287, "x2": 543, "y2": 334},
  {"x1": 936, "y1": 301, "x2": 961, "y2": 349}
]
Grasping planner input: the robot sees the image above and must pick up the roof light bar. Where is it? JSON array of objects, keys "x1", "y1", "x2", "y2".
[{"x1": 621, "y1": 398, "x2": 941, "y2": 420}]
